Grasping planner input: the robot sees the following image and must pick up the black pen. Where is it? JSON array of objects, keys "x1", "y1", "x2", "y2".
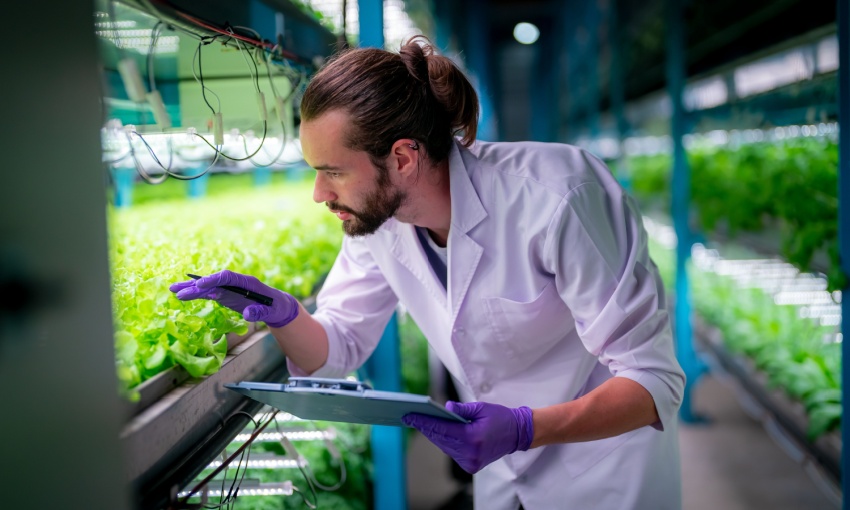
[{"x1": 186, "y1": 273, "x2": 274, "y2": 306}]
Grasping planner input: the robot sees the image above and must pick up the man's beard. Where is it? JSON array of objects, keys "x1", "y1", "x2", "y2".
[{"x1": 329, "y1": 173, "x2": 406, "y2": 237}]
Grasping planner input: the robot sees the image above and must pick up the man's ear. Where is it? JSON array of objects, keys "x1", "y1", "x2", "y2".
[{"x1": 389, "y1": 139, "x2": 420, "y2": 180}]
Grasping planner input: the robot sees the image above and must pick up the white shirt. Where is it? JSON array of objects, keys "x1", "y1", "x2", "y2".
[{"x1": 290, "y1": 139, "x2": 685, "y2": 509}]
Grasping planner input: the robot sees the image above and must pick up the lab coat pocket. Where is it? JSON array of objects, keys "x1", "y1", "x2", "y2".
[
  {"x1": 560, "y1": 428, "x2": 640, "y2": 479},
  {"x1": 483, "y1": 283, "x2": 574, "y2": 365}
]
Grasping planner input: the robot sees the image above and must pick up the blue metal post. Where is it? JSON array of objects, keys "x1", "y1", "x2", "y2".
[
  {"x1": 837, "y1": 0, "x2": 849, "y2": 505},
  {"x1": 666, "y1": 0, "x2": 704, "y2": 423},
  {"x1": 187, "y1": 167, "x2": 209, "y2": 198},
  {"x1": 585, "y1": 0, "x2": 601, "y2": 142},
  {"x1": 254, "y1": 167, "x2": 272, "y2": 186},
  {"x1": 609, "y1": 0, "x2": 631, "y2": 190},
  {"x1": 563, "y1": 1, "x2": 581, "y2": 143},
  {"x1": 463, "y1": 0, "x2": 497, "y2": 141},
  {"x1": 531, "y1": 28, "x2": 557, "y2": 142},
  {"x1": 284, "y1": 164, "x2": 304, "y2": 182},
  {"x1": 359, "y1": 0, "x2": 383, "y2": 48},
  {"x1": 112, "y1": 166, "x2": 135, "y2": 207},
  {"x1": 358, "y1": 2, "x2": 406, "y2": 508},
  {"x1": 432, "y1": 0, "x2": 452, "y2": 54}
]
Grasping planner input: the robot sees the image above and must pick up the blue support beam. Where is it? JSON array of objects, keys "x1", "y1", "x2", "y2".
[
  {"x1": 358, "y1": 3, "x2": 406, "y2": 508},
  {"x1": 531, "y1": 27, "x2": 558, "y2": 142},
  {"x1": 562, "y1": 3, "x2": 580, "y2": 142},
  {"x1": 666, "y1": 0, "x2": 706, "y2": 423},
  {"x1": 431, "y1": 0, "x2": 453, "y2": 54},
  {"x1": 837, "y1": 0, "x2": 849, "y2": 506},
  {"x1": 585, "y1": 0, "x2": 601, "y2": 141},
  {"x1": 463, "y1": 0, "x2": 497, "y2": 141},
  {"x1": 361, "y1": 314, "x2": 405, "y2": 510},
  {"x1": 187, "y1": 168, "x2": 210, "y2": 198},
  {"x1": 562, "y1": 0, "x2": 600, "y2": 143},
  {"x1": 359, "y1": 0, "x2": 384, "y2": 48},
  {"x1": 609, "y1": 0, "x2": 632, "y2": 190},
  {"x1": 254, "y1": 167, "x2": 272, "y2": 186},
  {"x1": 112, "y1": 166, "x2": 136, "y2": 208}
]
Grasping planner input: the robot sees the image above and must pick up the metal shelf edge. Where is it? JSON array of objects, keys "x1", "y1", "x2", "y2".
[
  {"x1": 120, "y1": 329, "x2": 287, "y2": 492},
  {"x1": 693, "y1": 317, "x2": 842, "y2": 484}
]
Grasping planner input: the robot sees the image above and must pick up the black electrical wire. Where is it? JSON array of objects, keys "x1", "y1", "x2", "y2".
[
  {"x1": 243, "y1": 121, "x2": 286, "y2": 167},
  {"x1": 148, "y1": 21, "x2": 163, "y2": 92},
  {"x1": 133, "y1": 130, "x2": 174, "y2": 171},
  {"x1": 241, "y1": 36, "x2": 304, "y2": 167},
  {"x1": 104, "y1": 150, "x2": 132, "y2": 164},
  {"x1": 194, "y1": 121, "x2": 268, "y2": 162},
  {"x1": 293, "y1": 486, "x2": 318, "y2": 509},
  {"x1": 126, "y1": 130, "x2": 221, "y2": 183},
  {"x1": 190, "y1": 31, "x2": 270, "y2": 162},
  {"x1": 124, "y1": 131, "x2": 168, "y2": 184},
  {"x1": 196, "y1": 411, "x2": 275, "y2": 510},
  {"x1": 195, "y1": 37, "x2": 220, "y2": 116},
  {"x1": 230, "y1": 31, "x2": 262, "y2": 96},
  {"x1": 103, "y1": 1, "x2": 312, "y2": 183},
  {"x1": 303, "y1": 450, "x2": 346, "y2": 492},
  {"x1": 274, "y1": 418, "x2": 318, "y2": 509}
]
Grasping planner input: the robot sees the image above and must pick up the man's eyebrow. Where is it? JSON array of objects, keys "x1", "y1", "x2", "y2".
[{"x1": 312, "y1": 164, "x2": 342, "y2": 171}]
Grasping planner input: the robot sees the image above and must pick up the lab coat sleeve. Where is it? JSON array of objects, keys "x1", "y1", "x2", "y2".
[
  {"x1": 286, "y1": 234, "x2": 399, "y2": 378},
  {"x1": 544, "y1": 166, "x2": 685, "y2": 431}
]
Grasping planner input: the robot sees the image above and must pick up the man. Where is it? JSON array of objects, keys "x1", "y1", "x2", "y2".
[{"x1": 172, "y1": 37, "x2": 684, "y2": 509}]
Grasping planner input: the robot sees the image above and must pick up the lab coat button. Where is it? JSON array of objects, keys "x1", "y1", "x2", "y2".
[
  {"x1": 453, "y1": 327, "x2": 465, "y2": 335},
  {"x1": 517, "y1": 474, "x2": 527, "y2": 483},
  {"x1": 480, "y1": 382, "x2": 491, "y2": 393}
]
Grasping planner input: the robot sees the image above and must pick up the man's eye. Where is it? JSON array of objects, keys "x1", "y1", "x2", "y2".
[{"x1": 328, "y1": 172, "x2": 341, "y2": 178}]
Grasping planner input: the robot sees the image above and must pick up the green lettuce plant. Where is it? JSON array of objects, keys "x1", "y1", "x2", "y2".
[
  {"x1": 629, "y1": 138, "x2": 843, "y2": 290},
  {"x1": 109, "y1": 182, "x2": 343, "y2": 391}
]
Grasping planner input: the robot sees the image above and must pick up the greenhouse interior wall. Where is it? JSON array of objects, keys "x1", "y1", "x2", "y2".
[{"x1": 0, "y1": 0, "x2": 848, "y2": 509}]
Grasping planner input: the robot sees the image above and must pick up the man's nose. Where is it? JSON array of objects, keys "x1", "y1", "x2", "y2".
[{"x1": 312, "y1": 173, "x2": 337, "y2": 204}]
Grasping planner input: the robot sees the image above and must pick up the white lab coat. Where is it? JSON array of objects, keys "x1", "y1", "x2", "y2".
[{"x1": 289, "y1": 139, "x2": 685, "y2": 509}]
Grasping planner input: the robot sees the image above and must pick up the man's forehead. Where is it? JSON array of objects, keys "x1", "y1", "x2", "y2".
[{"x1": 301, "y1": 110, "x2": 373, "y2": 171}]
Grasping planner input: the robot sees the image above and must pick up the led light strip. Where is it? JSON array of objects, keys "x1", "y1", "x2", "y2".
[
  {"x1": 178, "y1": 481, "x2": 294, "y2": 498},
  {"x1": 232, "y1": 429, "x2": 336, "y2": 443},
  {"x1": 644, "y1": 218, "x2": 842, "y2": 329},
  {"x1": 206, "y1": 455, "x2": 303, "y2": 470}
]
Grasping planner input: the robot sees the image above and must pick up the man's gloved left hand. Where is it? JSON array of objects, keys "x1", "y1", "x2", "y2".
[
  {"x1": 402, "y1": 401, "x2": 535, "y2": 474},
  {"x1": 169, "y1": 270, "x2": 299, "y2": 328}
]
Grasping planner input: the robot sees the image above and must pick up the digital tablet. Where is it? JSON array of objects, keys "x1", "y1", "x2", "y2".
[{"x1": 225, "y1": 377, "x2": 469, "y2": 426}]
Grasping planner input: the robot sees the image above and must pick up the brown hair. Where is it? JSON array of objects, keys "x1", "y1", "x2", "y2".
[{"x1": 300, "y1": 36, "x2": 479, "y2": 168}]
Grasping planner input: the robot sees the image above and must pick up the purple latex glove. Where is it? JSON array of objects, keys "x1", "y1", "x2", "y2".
[
  {"x1": 169, "y1": 270, "x2": 299, "y2": 328},
  {"x1": 402, "y1": 401, "x2": 535, "y2": 474}
]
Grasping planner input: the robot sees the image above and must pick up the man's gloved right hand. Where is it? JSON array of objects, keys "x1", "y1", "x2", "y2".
[{"x1": 169, "y1": 270, "x2": 300, "y2": 328}]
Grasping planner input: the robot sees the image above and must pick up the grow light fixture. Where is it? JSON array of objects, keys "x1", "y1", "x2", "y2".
[
  {"x1": 773, "y1": 291, "x2": 834, "y2": 306},
  {"x1": 178, "y1": 481, "x2": 294, "y2": 498},
  {"x1": 207, "y1": 454, "x2": 303, "y2": 470},
  {"x1": 233, "y1": 429, "x2": 336, "y2": 443},
  {"x1": 513, "y1": 22, "x2": 540, "y2": 45}
]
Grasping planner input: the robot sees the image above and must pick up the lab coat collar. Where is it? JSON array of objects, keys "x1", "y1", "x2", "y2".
[
  {"x1": 448, "y1": 140, "x2": 488, "y2": 234},
  {"x1": 379, "y1": 141, "x2": 487, "y2": 319},
  {"x1": 446, "y1": 141, "x2": 486, "y2": 323}
]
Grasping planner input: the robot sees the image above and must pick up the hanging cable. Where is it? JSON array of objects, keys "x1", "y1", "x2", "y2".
[
  {"x1": 180, "y1": 411, "x2": 278, "y2": 505},
  {"x1": 125, "y1": 129, "x2": 221, "y2": 183},
  {"x1": 224, "y1": 29, "x2": 302, "y2": 167},
  {"x1": 147, "y1": 22, "x2": 163, "y2": 91},
  {"x1": 246, "y1": 39, "x2": 292, "y2": 166},
  {"x1": 188, "y1": 33, "x2": 270, "y2": 162},
  {"x1": 303, "y1": 443, "x2": 346, "y2": 491},
  {"x1": 104, "y1": 2, "x2": 316, "y2": 182},
  {"x1": 193, "y1": 37, "x2": 222, "y2": 116},
  {"x1": 104, "y1": 150, "x2": 132, "y2": 164},
  {"x1": 274, "y1": 418, "x2": 318, "y2": 509}
]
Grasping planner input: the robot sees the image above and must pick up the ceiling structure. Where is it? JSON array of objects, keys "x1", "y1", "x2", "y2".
[{"x1": 439, "y1": 0, "x2": 838, "y2": 141}]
